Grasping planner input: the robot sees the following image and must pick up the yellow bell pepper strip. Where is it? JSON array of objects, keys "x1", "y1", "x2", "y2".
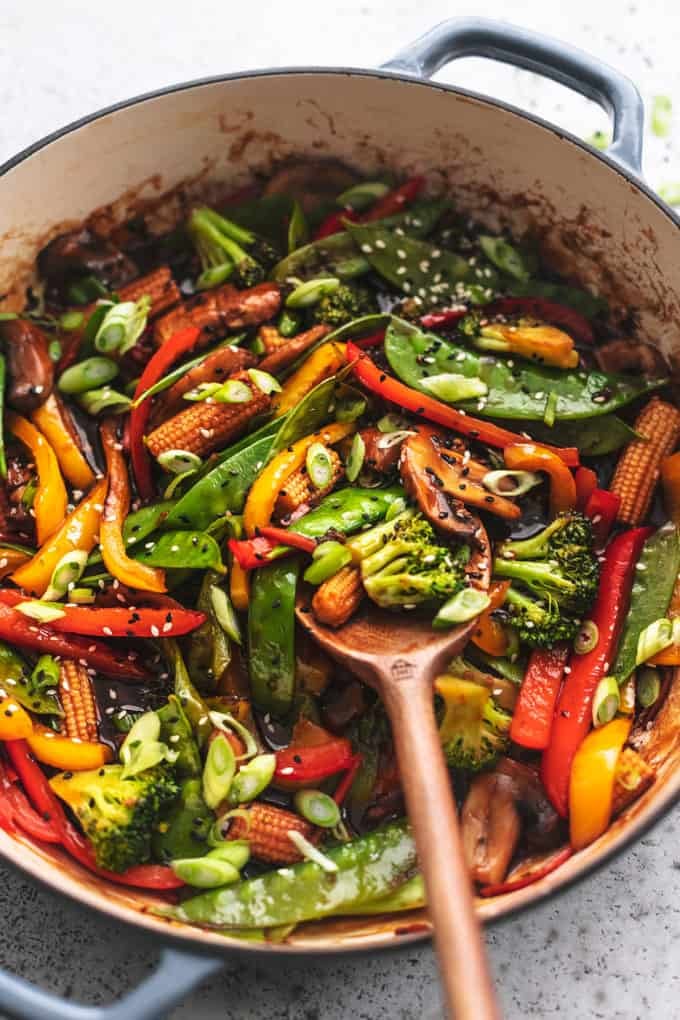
[
  {"x1": 7, "y1": 412, "x2": 67, "y2": 545},
  {"x1": 569, "y1": 717, "x2": 631, "y2": 850},
  {"x1": 477, "y1": 321, "x2": 579, "y2": 369},
  {"x1": 11, "y1": 477, "x2": 107, "y2": 596},
  {"x1": 0, "y1": 698, "x2": 34, "y2": 739},
  {"x1": 27, "y1": 724, "x2": 112, "y2": 771},
  {"x1": 100, "y1": 419, "x2": 166, "y2": 592},
  {"x1": 31, "y1": 393, "x2": 95, "y2": 490},
  {"x1": 661, "y1": 451, "x2": 680, "y2": 526},
  {"x1": 243, "y1": 421, "x2": 356, "y2": 537},
  {"x1": 470, "y1": 580, "x2": 511, "y2": 656},
  {"x1": 504, "y1": 442, "x2": 577, "y2": 518},
  {"x1": 0, "y1": 547, "x2": 30, "y2": 580},
  {"x1": 273, "y1": 342, "x2": 347, "y2": 417}
]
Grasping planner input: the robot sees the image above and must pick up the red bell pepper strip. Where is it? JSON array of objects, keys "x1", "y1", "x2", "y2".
[
  {"x1": 258, "y1": 526, "x2": 317, "y2": 553},
  {"x1": 314, "y1": 209, "x2": 360, "y2": 240},
  {"x1": 478, "y1": 846, "x2": 573, "y2": 897},
  {"x1": 60, "y1": 825, "x2": 184, "y2": 890},
  {"x1": 129, "y1": 326, "x2": 201, "y2": 501},
  {"x1": 575, "y1": 466, "x2": 598, "y2": 511},
  {"x1": 420, "y1": 307, "x2": 468, "y2": 330},
  {"x1": 332, "y1": 753, "x2": 364, "y2": 806},
  {"x1": 0, "y1": 590, "x2": 205, "y2": 638},
  {"x1": 0, "y1": 603, "x2": 150, "y2": 681},
  {"x1": 540, "y1": 526, "x2": 653, "y2": 817},
  {"x1": 0, "y1": 759, "x2": 61, "y2": 842},
  {"x1": 484, "y1": 297, "x2": 594, "y2": 344},
  {"x1": 346, "y1": 343, "x2": 579, "y2": 467},
  {"x1": 4, "y1": 739, "x2": 67, "y2": 837},
  {"x1": 510, "y1": 643, "x2": 569, "y2": 750},
  {"x1": 353, "y1": 330, "x2": 386, "y2": 350},
  {"x1": 362, "y1": 176, "x2": 426, "y2": 221},
  {"x1": 228, "y1": 528, "x2": 317, "y2": 569},
  {"x1": 274, "y1": 737, "x2": 355, "y2": 788},
  {"x1": 584, "y1": 488, "x2": 621, "y2": 550}
]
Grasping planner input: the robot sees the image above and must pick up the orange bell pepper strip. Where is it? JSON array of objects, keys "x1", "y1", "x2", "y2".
[
  {"x1": 31, "y1": 393, "x2": 95, "y2": 490},
  {"x1": 0, "y1": 699, "x2": 34, "y2": 740},
  {"x1": 661, "y1": 451, "x2": 680, "y2": 526},
  {"x1": 229, "y1": 560, "x2": 250, "y2": 611},
  {"x1": 504, "y1": 442, "x2": 577, "y2": 517},
  {"x1": 243, "y1": 421, "x2": 356, "y2": 537},
  {"x1": 11, "y1": 477, "x2": 107, "y2": 596},
  {"x1": 100, "y1": 419, "x2": 166, "y2": 592},
  {"x1": 569, "y1": 717, "x2": 631, "y2": 850},
  {"x1": 27, "y1": 725, "x2": 112, "y2": 771},
  {"x1": 7, "y1": 412, "x2": 68, "y2": 545},
  {"x1": 0, "y1": 547, "x2": 31, "y2": 579},
  {"x1": 470, "y1": 580, "x2": 511, "y2": 656}
]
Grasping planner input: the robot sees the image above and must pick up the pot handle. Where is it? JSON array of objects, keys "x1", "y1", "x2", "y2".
[
  {"x1": 0, "y1": 946, "x2": 222, "y2": 1020},
  {"x1": 382, "y1": 17, "x2": 644, "y2": 175}
]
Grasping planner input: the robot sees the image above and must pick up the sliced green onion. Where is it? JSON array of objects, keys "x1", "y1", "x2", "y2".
[
  {"x1": 336, "y1": 181, "x2": 390, "y2": 211},
  {"x1": 208, "y1": 710, "x2": 258, "y2": 761},
  {"x1": 227, "y1": 753, "x2": 276, "y2": 805},
  {"x1": 94, "y1": 296, "x2": 151, "y2": 354},
  {"x1": 212, "y1": 380, "x2": 252, "y2": 404},
  {"x1": 636, "y1": 618, "x2": 674, "y2": 666},
  {"x1": 592, "y1": 676, "x2": 620, "y2": 727},
  {"x1": 15, "y1": 601, "x2": 66, "y2": 623},
  {"x1": 77, "y1": 387, "x2": 131, "y2": 416},
  {"x1": 247, "y1": 368, "x2": 282, "y2": 395},
  {"x1": 131, "y1": 351, "x2": 212, "y2": 406},
  {"x1": 171, "y1": 856, "x2": 240, "y2": 888},
  {"x1": 277, "y1": 309, "x2": 302, "y2": 338},
  {"x1": 58, "y1": 356, "x2": 119, "y2": 395},
  {"x1": 43, "y1": 549, "x2": 89, "y2": 601},
  {"x1": 121, "y1": 711, "x2": 160, "y2": 750},
  {"x1": 294, "y1": 789, "x2": 341, "y2": 828},
  {"x1": 288, "y1": 200, "x2": 309, "y2": 252},
  {"x1": 183, "y1": 382, "x2": 222, "y2": 402},
  {"x1": 346, "y1": 433, "x2": 365, "y2": 482},
  {"x1": 420, "y1": 373, "x2": 488, "y2": 402},
  {"x1": 67, "y1": 587, "x2": 96, "y2": 604},
  {"x1": 163, "y1": 469, "x2": 199, "y2": 500},
  {"x1": 637, "y1": 667, "x2": 661, "y2": 709},
  {"x1": 285, "y1": 277, "x2": 341, "y2": 308},
  {"x1": 202, "y1": 732, "x2": 236, "y2": 809},
  {"x1": 303, "y1": 540, "x2": 352, "y2": 585},
  {"x1": 482, "y1": 469, "x2": 542, "y2": 498},
  {"x1": 574, "y1": 619, "x2": 599, "y2": 655},
  {"x1": 59, "y1": 310, "x2": 85, "y2": 332},
  {"x1": 249, "y1": 335, "x2": 266, "y2": 356},
  {"x1": 206, "y1": 840, "x2": 250, "y2": 869},
  {"x1": 374, "y1": 429, "x2": 415, "y2": 450},
  {"x1": 384, "y1": 496, "x2": 408, "y2": 522},
  {"x1": 30, "y1": 655, "x2": 60, "y2": 695},
  {"x1": 48, "y1": 340, "x2": 62, "y2": 362},
  {"x1": 21, "y1": 479, "x2": 37, "y2": 510},
  {"x1": 119, "y1": 710, "x2": 177, "y2": 778},
  {"x1": 196, "y1": 264, "x2": 234, "y2": 291},
  {"x1": 0, "y1": 312, "x2": 18, "y2": 322},
  {"x1": 111, "y1": 709, "x2": 143, "y2": 734},
  {"x1": 376, "y1": 413, "x2": 409, "y2": 433},
  {"x1": 210, "y1": 586, "x2": 242, "y2": 644},
  {"x1": 286, "y1": 831, "x2": 337, "y2": 872},
  {"x1": 67, "y1": 275, "x2": 108, "y2": 306},
  {"x1": 543, "y1": 391, "x2": 559, "y2": 428},
  {"x1": 306, "y1": 442, "x2": 334, "y2": 489},
  {"x1": 433, "y1": 588, "x2": 491, "y2": 628},
  {"x1": 157, "y1": 449, "x2": 203, "y2": 475},
  {"x1": 652, "y1": 95, "x2": 673, "y2": 138}
]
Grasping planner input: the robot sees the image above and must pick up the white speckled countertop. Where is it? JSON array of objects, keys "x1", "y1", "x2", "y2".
[{"x1": 1, "y1": 1, "x2": 680, "y2": 1017}]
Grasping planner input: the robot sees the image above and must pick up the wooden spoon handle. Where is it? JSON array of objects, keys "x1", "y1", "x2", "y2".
[{"x1": 380, "y1": 672, "x2": 500, "y2": 1020}]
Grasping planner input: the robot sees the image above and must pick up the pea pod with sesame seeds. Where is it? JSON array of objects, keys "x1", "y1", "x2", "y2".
[
  {"x1": 248, "y1": 558, "x2": 301, "y2": 717},
  {"x1": 0, "y1": 641, "x2": 61, "y2": 717},
  {"x1": 384, "y1": 316, "x2": 663, "y2": 421},
  {"x1": 152, "y1": 777, "x2": 212, "y2": 862},
  {"x1": 165, "y1": 639, "x2": 212, "y2": 749},
  {"x1": 132, "y1": 530, "x2": 225, "y2": 572},
  {"x1": 157, "y1": 694, "x2": 202, "y2": 779},
  {"x1": 161, "y1": 819, "x2": 417, "y2": 929}
]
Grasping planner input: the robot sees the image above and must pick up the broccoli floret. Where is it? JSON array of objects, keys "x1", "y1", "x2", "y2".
[
  {"x1": 50, "y1": 764, "x2": 179, "y2": 873},
  {"x1": 436, "y1": 675, "x2": 511, "y2": 772},
  {"x1": 346, "y1": 509, "x2": 468, "y2": 609},
  {"x1": 188, "y1": 206, "x2": 280, "y2": 290},
  {"x1": 310, "y1": 283, "x2": 377, "y2": 328},
  {"x1": 492, "y1": 512, "x2": 599, "y2": 648}
]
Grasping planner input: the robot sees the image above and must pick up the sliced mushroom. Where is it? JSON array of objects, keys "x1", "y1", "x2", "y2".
[
  {"x1": 495, "y1": 757, "x2": 562, "y2": 851},
  {"x1": 399, "y1": 432, "x2": 520, "y2": 540},
  {"x1": 37, "y1": 227, "x2": 138, "y2": 291},
  {"x1": 461, "y1": 772, "x2": 522, "y2": 885},
  {"x1": 1, "y1": 319, "x2": 54, "y2": 412},
  {"x1": 264, "y1": 160, "x2": 360, "y2": 214},
  {"x1": 595, "y1": 338, "x2": 669, "y2": 378},
  {"x1": 358, "y1": 427, "x2": 407, "y2": 477}
]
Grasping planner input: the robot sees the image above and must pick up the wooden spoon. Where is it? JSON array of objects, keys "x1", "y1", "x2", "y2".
[{"x1": 296, "y1": 522, "x2": 500, "y2": 1020}]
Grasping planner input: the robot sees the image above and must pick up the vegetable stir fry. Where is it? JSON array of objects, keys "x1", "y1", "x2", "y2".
[{"x1": 0, "y1": 163, "x2": 675, "y2": 932}]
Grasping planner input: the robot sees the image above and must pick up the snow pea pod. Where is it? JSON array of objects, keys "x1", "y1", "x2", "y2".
[
  {"x1": 166, "y1": 819, "x2": 416, "y2": 928},
  {"x1": 291, "y1": 485, "x2": 405, "y2": 540},
  {"x1": 248, "y1": 558, "x2": 301, "y2": 717},
  {"x1": 157, "y1": 694, "x2": 202, "y2": 778},
  {"x1": 385, "y1": 317, "x2": 663, "y2": 421},
  {"x1": 185, "y1": 571, "x2": 232, "y2": 694},
  {"x1": 522, "y1": 415, "x2": 639, "y2": 456},
  {"x1": 165, "y1": 436, "x2": 273, "y2": 532},
  {"x1": 166, "y1": 639, "x2": 212, "y2": 749},
  {"x1": 152, "y1": 778, "x2": 211, "y2": 862},
  {"x1": 134, "y1": 531, "x2": 224, "y2": 572},
  {"x1": 0, "y1": 641, "x2": 60, "y2": 716},
  {"x1": 266, "y1": 376, "x2": 337, "y2": 462},
  {"x1": 611, "y1": 524, "x2": 680, "y2": 685}
]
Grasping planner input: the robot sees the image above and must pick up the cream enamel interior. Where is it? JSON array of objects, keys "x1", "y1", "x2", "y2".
[{"x1": 1, "y1": 68, "x2": 680, "y2": 952}]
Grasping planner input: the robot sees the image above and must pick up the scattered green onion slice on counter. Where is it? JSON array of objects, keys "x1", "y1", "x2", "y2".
[{"x1": 651, "y1": 95, "x2": 673, "y2": 138}]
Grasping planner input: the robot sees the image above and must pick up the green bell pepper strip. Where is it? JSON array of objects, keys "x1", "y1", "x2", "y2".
[
  {"x1": 0, "y1": 354, "x2": 7, "y2": 479},
  {"x1": 185, "y1": 571, "x2": 232, "y2": 693},
  {"x1": 165, "y1": 819, "x2": 416, "y2": 928},
  {"x1": 152, "y1": 777, "x2": 212, "y2": 862},
  {"x1": 133, "y1": 531, "x2": 225, "y2": 572},
  {"x1": 248, "y1": 558, "x2": 301, "y2": 717},
  {"x1": 385, "y1": 317, "x2": 663, "y2": 421},
  {"x1": 166, "y1": 639, "x2": 212, "y2": 748},
  {"x1": 0, "y1": 641, "x2": 61, "y2": 716},
  {"x1": 611, "y1": 523, "x2": 680, "y2": 685},
  {"x1": 157, "y1": 695, "x2": 202, "y2": 778},
  {"x1": 164, "y1": 436, "x2": 273, "y2": 532}
]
